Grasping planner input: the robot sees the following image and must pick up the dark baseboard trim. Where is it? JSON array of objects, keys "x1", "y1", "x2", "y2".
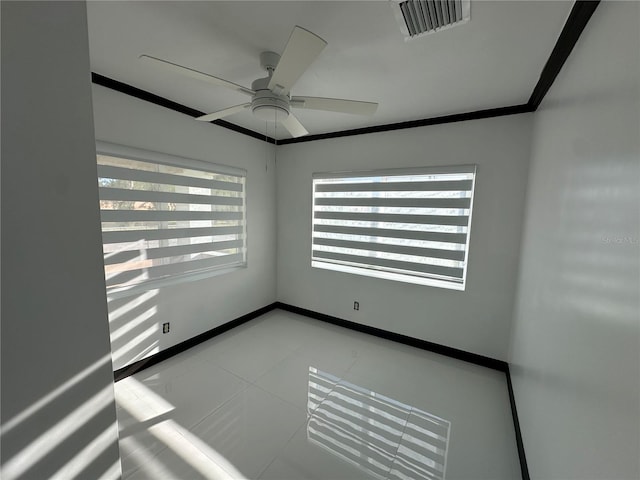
[
  {"x1": 276, "y1": 301, "x2": 528, "y2": 478},
  {"x1": 275, "y1": 302, "x2": 508, "y2": 372},
  {"x1": 113, "y1": 302, "x2": 278, "y2": 382},
  {"x1": 111, "y1": 301, "x2": 529, "y2": 478},
  {"x1": 527, "y1": 0, "x2": 600, "y2": 110},
  {"x1": 113, "y1": 301, "x2": 509, "y2": 378},
  {"x1": 506, "y1": 366, "x2": 531, "y2": 480},
  {"x1": 91, "y1": 73, "x2": 277, "y2": 145}
]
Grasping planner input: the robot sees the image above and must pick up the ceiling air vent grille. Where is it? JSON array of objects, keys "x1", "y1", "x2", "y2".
[{"x1": 391, "y1": 0, "x2": 470, "y2": 40}]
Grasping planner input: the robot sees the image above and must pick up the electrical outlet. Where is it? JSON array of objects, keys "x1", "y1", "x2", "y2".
[
  {"x1": 162, "y1": 322, "x2": 170, "y2": 334},
  {"x1": 354, "y1": 301, "x2": 360, "y2": 311}
]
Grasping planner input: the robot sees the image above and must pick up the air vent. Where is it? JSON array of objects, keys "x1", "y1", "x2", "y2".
[{"x1": 391, "y1": 0, "x2": 470, "y2": 40}]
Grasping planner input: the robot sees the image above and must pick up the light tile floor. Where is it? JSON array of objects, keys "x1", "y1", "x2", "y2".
[{"x1": 115, "y1": 310, "x2": 521, "y2": 479}]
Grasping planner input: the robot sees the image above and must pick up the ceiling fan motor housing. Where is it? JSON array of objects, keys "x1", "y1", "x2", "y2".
[
  {"x1": 142, "y1": 28, "x2": 375, "y2": 137},
  {"x1": 251, "y1": 76, "x2": 290, "y2": 121}
]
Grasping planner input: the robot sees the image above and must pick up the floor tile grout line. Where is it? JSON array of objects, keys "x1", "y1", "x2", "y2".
[
  {"x1": 184, "y1": 379, "x2": 252, "y2": 433},
  {"x1": 246, "y1": 346, "x2": 302, "y2": 387},
  {"x1": 255, "y1": 418, "x2": 309, "y2": 479},
  {"x1": 250, "y1": 380, "x2": 304, "y2": 415}
]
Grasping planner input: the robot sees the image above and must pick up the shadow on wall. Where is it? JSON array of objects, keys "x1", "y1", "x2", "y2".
[
  {"x1": 108, "y1": 288, "x2": 161, "y2": 371},
  {"x1": 0, "y1": 354, "x2": 121, "y2": 479},
  {"x1": 105, "y1": 241, "x2": 164, "y2": 371}
]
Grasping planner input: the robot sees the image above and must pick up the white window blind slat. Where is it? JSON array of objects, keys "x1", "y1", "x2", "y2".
[
  {"x1": 315, "y1": 179, "x2": 472, "y2": 192},
  {"x1": 312, "y1": 166, "x2": 476, "y2": 290},
  {"x1": 313, "y1": 164, "x2": 475, "y2": 179},
  {"x1": 99, "y1": 188, "x2": 243, "y2": 206},
  {"x1": 315, "y1": 197, "x2": 471, "y2": 209},
  {"x1": 313, "y1": 224, "x2": 467, "y2": 245},
  {"x1": 314, "y1": 211, "x2": 469, "y2": 226},
  {"x1": 97, "y1": 164, "x2": 243, "y2": 192},
  {"x1": 101, "y1": 226, "x2": 243, "y2": 244},
  {"x1": 100, "y1": 210, "x2": 243, "y2": 223}
]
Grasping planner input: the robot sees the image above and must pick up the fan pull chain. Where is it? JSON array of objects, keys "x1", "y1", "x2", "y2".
[
  {"x1": 273, "y1": 114, "x2": 278, "y2": 167},
  {"x1": 265, "y1": 120, "x2": 269, "y2": 171}
]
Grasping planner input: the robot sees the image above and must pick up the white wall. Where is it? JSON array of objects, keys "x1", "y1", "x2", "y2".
[
  {"x1": 91, "y1": 85, "x2": 277, "y2": 370},
  {"x1": 277, "y1": 115, "x2": 532, "y2": 361},
  {"x1": 1, "y1": 2, "x2": 121, "y2": 478},
  {"x1": 510, "y1": 2, "x2": 640, "y2": 478}
]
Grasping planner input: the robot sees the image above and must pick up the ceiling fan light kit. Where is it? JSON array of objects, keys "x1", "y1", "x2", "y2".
[
  {"x1": 251, "y1": 90, "x2": 290, "y2": 122},
  {"x1": 140, "y1": 26, "x2": 378, "y2": 138}
]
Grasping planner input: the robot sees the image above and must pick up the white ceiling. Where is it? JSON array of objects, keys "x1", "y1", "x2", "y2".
[{"x1": 87, "y1": 1, "x2": 573, "y2": 140}]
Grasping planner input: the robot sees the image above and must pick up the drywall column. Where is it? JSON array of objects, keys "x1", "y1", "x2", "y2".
[
  {"x1": 1, "y1": 2, "x2": 121, "y2": 478},
  {"x1": 510, "y1": 2, "x2": 639, "y2": 478}
]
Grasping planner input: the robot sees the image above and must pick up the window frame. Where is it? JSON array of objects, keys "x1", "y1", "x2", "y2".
[
  {"x1": 311, "y1": 165, "x2": 476, "y2": 291},
  {"x1": 96, "y1": 141, "x2": 248, "y2": 298}
]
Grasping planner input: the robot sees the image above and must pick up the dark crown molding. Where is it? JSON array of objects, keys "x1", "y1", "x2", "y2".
[
  {"x1": 91, "y1": 0, "x2": 599, "y2": 145},
  {"x1": 91, "y1": 73, "x2": 276, "y2": 145},
  {"x1": 277, "y1": 104, "x2": 532, "y2": 145},
  {"x1": 527, "y1": 0, "x2": 600, "y2": 110}
]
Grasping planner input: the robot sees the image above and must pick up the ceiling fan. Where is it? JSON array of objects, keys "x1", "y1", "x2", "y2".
[{"x1": 140, "y1": 26, "x2": 378, "y2": 138}]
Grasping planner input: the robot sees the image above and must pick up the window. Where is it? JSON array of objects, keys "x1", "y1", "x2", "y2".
[
  {"x1": 312, "y1": 165, "x2": 476, "y2": 290},
  {"x1": 97, "y1": 142, "x2": 246, "y2": 293}
]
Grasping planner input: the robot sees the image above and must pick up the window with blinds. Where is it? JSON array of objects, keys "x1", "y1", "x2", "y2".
[
  {"x1": 97, "y1": 143, "x2": 246, "y2": 292},
  {"x1": 312, "y1": 165, "x2": 476, "y2": 290}
]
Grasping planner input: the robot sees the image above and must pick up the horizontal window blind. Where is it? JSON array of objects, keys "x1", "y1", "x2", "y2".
[
  {"x1": 97, "y1": 147, "x2": 246, "y2": 291},
  {"x1": 312, "y1": 166, "x2": 476, "y2": 290}
]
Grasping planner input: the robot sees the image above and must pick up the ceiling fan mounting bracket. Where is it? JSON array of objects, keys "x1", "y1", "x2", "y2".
[{"x1": 260, "y1": 51, "x2": 281, "y2": 73}]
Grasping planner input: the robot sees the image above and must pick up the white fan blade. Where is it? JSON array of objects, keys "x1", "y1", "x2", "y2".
[
  {"x1": 290, "y1": 96, "x2": 378, "y2": 116},
  {"x1": 280, "y1": 113, "x2": 309, "y2": 138},
  {"x1": 268, "y1": 26, "x2": 327, "y2": 95},
  {"x1": 196, "y1": 103, "x2": 251, "y2": 122},
  {"x1": 140, "y1": 55, "x2": 254, "y2": 96}
]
